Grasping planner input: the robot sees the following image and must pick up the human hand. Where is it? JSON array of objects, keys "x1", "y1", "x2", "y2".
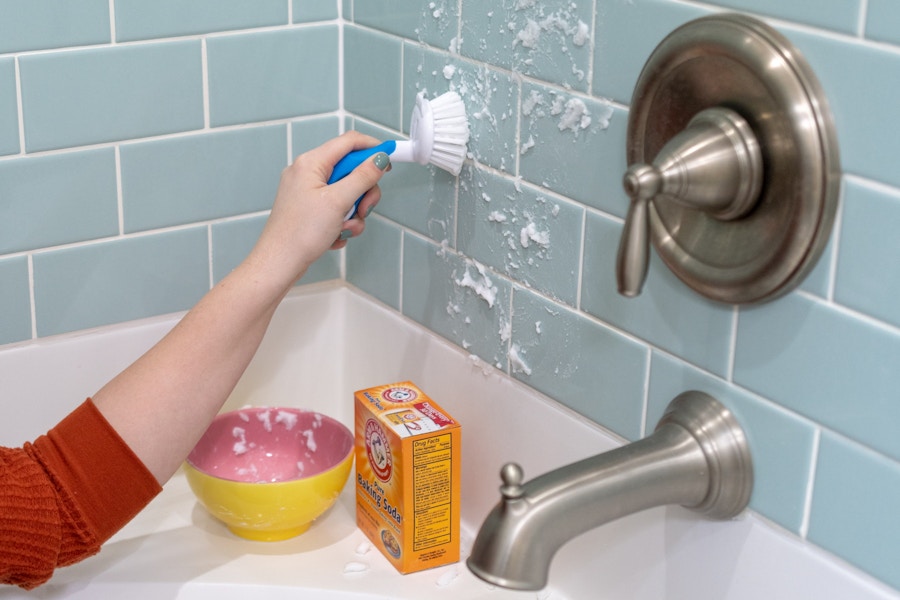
[{"x1": 248, "y1": 131, "x2": 390, "y2": 287}]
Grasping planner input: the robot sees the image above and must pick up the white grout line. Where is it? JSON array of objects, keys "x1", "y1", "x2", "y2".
[
  {"x1": 114, "y1": 145, "x2": 124, "y2": 235},
  {"x1": 857, "y1": 0, "x2": 869, "y2": 38},
  {"x1": 799, "y1": 427, "x2": 822, "y2": 539},
  {"x1": 201, "y1": 38, "x2": 210, "y2": 130},
  {"x1": 13, "y1": 57, "x2": 24, "y2": 154},
  {"x1": 107, "y1": 0, "x2": 117, "y2": 43}
]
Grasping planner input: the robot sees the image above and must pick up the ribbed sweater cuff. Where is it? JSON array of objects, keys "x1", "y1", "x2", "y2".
[{"x1": 30, "y1": 399, "x2": 163, "y2": 546}]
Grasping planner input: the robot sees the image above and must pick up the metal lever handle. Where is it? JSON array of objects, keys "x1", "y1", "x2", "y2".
[{"x1": 615, "y1": 107, "x2": 763, "y2": 297}]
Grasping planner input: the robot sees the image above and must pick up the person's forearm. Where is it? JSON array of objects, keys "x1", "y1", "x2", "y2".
[{"x1": 91, "y1": 257, "x2": 292, "y2": 484}]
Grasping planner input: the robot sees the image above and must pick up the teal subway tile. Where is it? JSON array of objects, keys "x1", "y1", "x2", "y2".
[
  {"x1": 797, "y1": 234, "x2": 835, "y2": 299},
  {"x1": 353, "y1": 0, "x2": 458, "y2": 49},
  {"x1": 0, "y1": 257, "x2": 31, "y2": 345},
  {"x1": 20, "y1": 42, "x2": 203, "y2": 152},
  {"x1": 352, "y1": 119, "x2": 456, "y2": 243},
  {"x1": 808, "y1": 432, "x2": 900, "y2": 590},
  {"x1": 0, "y1": 58, "x2": 18, "y2": 156},
  {"x1": 207, "y1": 27, "x2": 338, "y2": 127},
  {"x1": 403, "y1": 42, "x2": 518, "y2": 174},
  {"x1": 593, "y1": 0, "x2": 711, "y2": 105},
  {"x1": 346, "y1": 215, "x2": 402, "y2": 310},
  {"x1": 734, "y1": 293, "x2": 900, "y2": 462},
  {"x1": 457, "y1": 165, "x2": 583, "y2": 306},
  {"x1": 512, "y1": 287, "x2": 647, "y2": 441},
  {"x1": 343, "y1": 0, "x2": 352, "y2": 21},
  {"x1": 460, "y1": 0, "x2": 593, "y2": 92},
  {"x1": 783, "y1": 25, "x2": 900, "y2": 189},
  {"x1": 519, "y1": 82, "x2": 626, "y2": 214},
  {"x1": 866, "y1": 0, "x2": 900, "y2": 44},
  {"x1": 212, "y1": 215, "x2": 339, "y2": 286},
  {"x1": 582, "y1": 212, "x2": 736, "y2": 377},
  {"x1": 704, "y1": 0, "x2": 861, "y2": 34},
  {"x1": 835, "y1": 179, "x2": 900, "y2": 329},
  {"x1": 291, "y1": 115, "x2": 341, "y2": 158},
  {"x1": 0, "y1": 0, "x2": 109, "y2": 54},
  {"x1": 344, "y1": 26, "x2": 402, "y2": 130},
  {"x1": 0, "y1": 149, "x2": 118, "y2": 254},
  {"x1": 402, "y1": 234, "x2": 511, "y2": 369},
  {"x1": 115, "y1": 0, "x2": 287, "y2": 42},
  {"x1": 120, "y1": 126, "x2": 286, "y2": 233},
  {"x1": 33, "y1": 228, "x2": 209, "y2": 337},
  {"x1": 293, "y1": 0, "x2": 339, "y2": 23},
  {"x1": 648, "y1": 352, "x2": 816, "y2": 533}
]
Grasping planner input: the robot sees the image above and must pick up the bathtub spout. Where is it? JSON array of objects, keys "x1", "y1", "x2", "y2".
[{"x1": 466, "y1": 391, "x2": 753, "y2": 591}]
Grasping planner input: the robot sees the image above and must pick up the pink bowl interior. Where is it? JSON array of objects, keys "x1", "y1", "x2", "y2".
[{"x1": 187, "y1": 408, "x2": 353, "y2": 483}]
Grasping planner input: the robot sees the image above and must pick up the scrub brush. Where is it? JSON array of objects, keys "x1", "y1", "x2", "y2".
[{"x1": 329, "y1": 90, "x2": 470, "y2": 219}]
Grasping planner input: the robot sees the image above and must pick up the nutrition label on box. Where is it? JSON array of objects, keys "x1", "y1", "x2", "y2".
[{"x1": 412, "y1": 433, "x2": 453, "y2": 551}]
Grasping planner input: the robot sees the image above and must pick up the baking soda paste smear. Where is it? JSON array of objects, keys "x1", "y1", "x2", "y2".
[{"x1": 354, "y1": 382, "x2": 461, "y2": 574}]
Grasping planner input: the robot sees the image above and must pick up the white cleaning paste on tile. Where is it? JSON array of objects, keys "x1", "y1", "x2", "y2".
[
  {"x1": 509, "y1": 344, "x2": 532, "y2": 376},
  {"x1": 520, "y1": 222, "x2": 550, "y2": 249},
  {"x1": 355, "y1": 541, "x2": 372, "y2": 556},
  {"x1": 443, "y1": 64, "x2": 456, "y2": 79},
  {"x1": 456, "y1": 261, "x2": 499, "y2": 308},
  {"x1": 488, "y1": 210, "x2": 508, "y2": 223}
]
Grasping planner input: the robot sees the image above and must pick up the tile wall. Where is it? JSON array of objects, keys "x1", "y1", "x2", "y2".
[
  {"x1": 0, "y1": 0, "x2": 343, "y2": 341},
  {"x1": 341, "y1": 0, "x2": 900, "y2": 592},
  {"x1": 0, "y1": 0, "x2": 897, "y2": 593}
]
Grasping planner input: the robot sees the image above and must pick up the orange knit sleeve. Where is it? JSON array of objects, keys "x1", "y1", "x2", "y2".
[{"x1": 1, "y1": 399, "x2": 162, "y2": 589}]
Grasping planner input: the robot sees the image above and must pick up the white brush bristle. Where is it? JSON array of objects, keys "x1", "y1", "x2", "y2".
[{"x1": 426, "y1": 91, "x2": 470, "y2": 175}]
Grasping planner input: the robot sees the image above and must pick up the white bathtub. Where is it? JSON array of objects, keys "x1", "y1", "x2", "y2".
[{"x1": 0, "y1": 283, "x2": 895, "y2": 599}]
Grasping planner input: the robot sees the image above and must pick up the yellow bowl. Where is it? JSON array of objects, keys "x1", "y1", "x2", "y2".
[{"x1": 185, "y1": 407, "x2": 354, "y2": 541}]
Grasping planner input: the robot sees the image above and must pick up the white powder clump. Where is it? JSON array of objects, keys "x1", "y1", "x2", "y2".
[
  {"x1": 436, "y1": 566, "x2": 460, "y2": 587},
  {"x1": 356, "y1": 541, "x2": 372, "y2": 555},
  {"x1": 313, "y1": 413, "x2": 323, "y2": 428},
  {"x1": 343, "y1": 562, "x2": 368, "y2": 574},
  {"x1": 488, "y1": 210, "x2": 508, "y2": 223},
  {"x1": 509, "y1": 344, "x2": 533, "y2": 376},
  {"x1": 520, "y1": 222, "x2": 550, "y2": 248},
  {"x1": 232, "y1": 427, "x2": 248, "y2": 455},
  {"x1": 275, "y1": 410, "x2": 297, "y2": 430},
  {"x1": 520, "y1": 135, "x2": 536, "y2": 154},
  {"x1": 573, "y1": 20, "x2": 590, "y2": 46},
  {"x1": 302, "y1": 429, "x2": 317, "y2": 452},
  {"x1": 456, "y1": 262, "x2": 498, "y2": 308},
  {"x1": 296, "y1": 461, "x2": 305, "y2": 476},
  {"x1": 442, "y1": 64, "x2": 456, "y2": 79},
  {"x1": 257, "y1": 410, "x2": 272, "y2": 432},
  {"x1": 557, "y1": 98, "x2": 592, "y2": 133},
  {"x1": 514, "y1": 19, "x2": 542, "y2": 49}
]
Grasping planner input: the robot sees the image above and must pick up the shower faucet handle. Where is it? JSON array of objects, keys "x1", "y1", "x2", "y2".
[{"x1": 616, "y1": 107, "x2": 763, "y2": 297}]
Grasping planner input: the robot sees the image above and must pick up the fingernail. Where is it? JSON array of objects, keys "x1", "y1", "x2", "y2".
[
  {"x1": 339, "y1": 229, "x2": 352, "y2": 241},
  {"x1": 364, "y1": 204, "x2": 375, "y2": 218},
  {"x1": 372, "y1": 152, "x2": 391, "y2": 171}
]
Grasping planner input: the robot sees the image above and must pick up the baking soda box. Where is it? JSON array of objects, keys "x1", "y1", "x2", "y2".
[{"x1": 354, "y1": 382, "x2": 461, "y2": 573}]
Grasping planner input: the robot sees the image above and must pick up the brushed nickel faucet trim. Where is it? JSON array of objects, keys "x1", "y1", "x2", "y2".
[
  {"x1": 467, "y1": 391, "x2": 753, "y2": 591},
  {"x1": 617, "y1": 14, "x2": 841, "y2": 303}
]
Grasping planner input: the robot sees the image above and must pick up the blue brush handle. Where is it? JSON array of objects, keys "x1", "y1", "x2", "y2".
[{"x1": 328, "y1": 140, "x2": 396, "y2": 219}]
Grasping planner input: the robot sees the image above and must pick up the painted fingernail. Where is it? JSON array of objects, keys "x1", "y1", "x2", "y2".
[
  {"x1": 364, "y1": 204, "x2": 375, "y2": 218},
  {"x1": 372, "y1": 152, "x2": 391, "y2": 171},
  {"x1": 339, "y1": 229, "x2": 352, "y2": 241}
]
